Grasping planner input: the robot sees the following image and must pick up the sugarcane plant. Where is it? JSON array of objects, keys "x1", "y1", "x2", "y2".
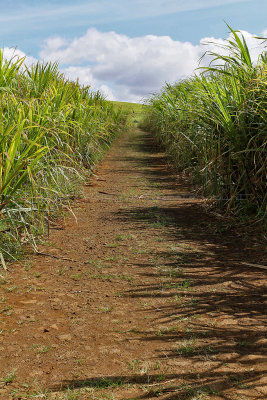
[
  {"x1": 143, "y1": 26, "x2": 266, "y2": 218},
  {"x1": 0, "y1": 53, "x2": 129, "y2": 266}
]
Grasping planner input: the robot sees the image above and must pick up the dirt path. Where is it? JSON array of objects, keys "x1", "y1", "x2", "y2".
[{"x1": 0, "y1": 129, "x2": 266, "y2": 400}]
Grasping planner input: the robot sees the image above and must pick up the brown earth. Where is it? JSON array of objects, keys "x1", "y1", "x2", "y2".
[{"x1": 0, "y1": 129, "x2": 266, "y2": 400}]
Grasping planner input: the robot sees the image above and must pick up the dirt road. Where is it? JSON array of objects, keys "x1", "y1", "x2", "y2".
[{"x1": 0, "y1": 129, "x2": 266, "y2": 400}]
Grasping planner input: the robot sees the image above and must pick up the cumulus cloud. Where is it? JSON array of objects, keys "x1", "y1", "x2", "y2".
[
  {"x1": 200, "y1": 29, "x2": 267, "y2": 64},
  {"x1": 39, "y1": 28, "x2": 266, "y2": 102},
  {"x1": 2, "y1": 27, "x2": 266, "y2": 102},
  {"x1": 3, "y1": 47, "x2": 38, "y2": 67},
  {"x1": 40, "y1": 29, "x2": 203, "y2": 101}
]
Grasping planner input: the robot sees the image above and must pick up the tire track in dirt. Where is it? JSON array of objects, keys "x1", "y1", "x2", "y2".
[{"x1": 0, "y1": 129, "x2": 266, "y2": 400}]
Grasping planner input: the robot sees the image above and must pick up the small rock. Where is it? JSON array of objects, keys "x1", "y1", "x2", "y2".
[
  {"x1": 51, "y1": 324, "x2": 59, "y2": 330},
  {"x1": 58, "y1": 334, "x2": 72, "y2": 341}
]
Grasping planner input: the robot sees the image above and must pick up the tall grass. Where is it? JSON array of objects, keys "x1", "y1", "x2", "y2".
[
  {"x1": 0, "y1": 55, "x2": 129, "y2": 266},
  {"x1": 143, "y1": 27, "x2": 266, "y2": 218}
]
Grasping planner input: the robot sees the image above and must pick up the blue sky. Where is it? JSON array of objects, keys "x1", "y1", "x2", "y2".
[{"x1": 1, "y1": 0, "x2": 266, "y2": 101}]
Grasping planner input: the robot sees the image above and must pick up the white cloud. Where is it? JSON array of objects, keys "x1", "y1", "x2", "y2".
[
  {"x1": 40, "y1": 29, "x2": 203, "y2": 101},
  {"x1": 39, "y1": 27, "x2": 266, "y2": 102},
  {"x1": 2, "y1": 27, "x2": 266, "y2": 102},
  {"x1": 63, "y1": 66, "x2": 97, "y2": 87},
  {"x1": 3, "y1": 47, "x2": 38, "y2": 67},
  {"x1": 99, "y1": 85, "x2": 116, "y2": 101}
]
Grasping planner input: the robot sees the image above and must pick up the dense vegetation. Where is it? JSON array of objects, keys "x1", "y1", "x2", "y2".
[
  {"x1": 143, "y1": 28, "x2": 266, "y2": 218},
  {"x1": 0, "y1": 53, "x2": 129, "y2": 266}
]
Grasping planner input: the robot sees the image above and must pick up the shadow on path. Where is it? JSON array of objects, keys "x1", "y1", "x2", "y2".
[{"x1": 52, "y1": 130, "x2": 266, "y2": 399}]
